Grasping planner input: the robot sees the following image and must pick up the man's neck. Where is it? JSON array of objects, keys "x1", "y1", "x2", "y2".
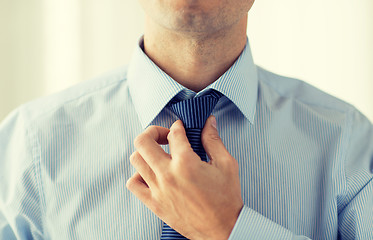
[{"x1": 142, "y1": 15, "x2": 248, "y2": 92}]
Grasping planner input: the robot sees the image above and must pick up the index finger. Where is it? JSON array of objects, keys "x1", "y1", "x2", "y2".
[
  {"x1": 134, "y1": 125, "x2": 171, "y2": 173},
  {"x1": 167, "y1": 120, "x2": 199, "y2": 160},
  {"x1": 147, "y1": 125, "x2": 169, "y2": 144}
]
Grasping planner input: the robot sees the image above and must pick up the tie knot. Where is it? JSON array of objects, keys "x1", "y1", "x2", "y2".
[{"x1": 168, "y1": 90, "x2": 223, "y2": 129}]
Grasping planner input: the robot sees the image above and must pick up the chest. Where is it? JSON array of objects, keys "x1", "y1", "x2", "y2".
[{"x1": 39, "y1": 107, "x2": 342, "y2": 239}]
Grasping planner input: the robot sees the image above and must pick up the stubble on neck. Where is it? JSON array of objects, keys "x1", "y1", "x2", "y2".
[{"x1": 143, "y1": 14, "x2": 248, "y2": 92}]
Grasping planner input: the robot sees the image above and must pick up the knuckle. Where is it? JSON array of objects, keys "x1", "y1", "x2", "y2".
[
  {"x1": 166, "y1": 130, "x2": 173, "y2": 142},
  {"x1": 170, "y1": 124, "x2": 184, "y2": 137},
  {"x1": 201, "y1": 132, "x2": 220, "y2": 144},
  {"x1": 167, "y1": 128, "x2": 181, "y2": 142},
  {"x1": 126, "y1": 177, "x2": 135, "y2": 190},
  {"x1": 150, "y1": 199, "x2": 162, "y2": 216},
  {"x1": 177, "y1": 148, "x2": 192, "y2": 160},
  {"x1": 129, "y1": 151, "x2": 140, "y2": 165},
  {"x1": 174, "y1": 159, "x2": 195, "y2": 179},
  {"x1": 228, "y1": 158, "x2": 239, "y2": 173},
  {"x1": 182, "y1": 160, "x2": 196, "y2": 176},
  {"x1": 145, "y1": 125, "x2": 157, "y2": 135},
  {"x1": 179, "y1": 167, "x2": 193, "y2": 180},
  {"x1": 208, "y1": 133, "x2": 220, "y2": 141},
  {"x1": 161, "y1": 170, "x2": 175, "y2": 184},
  {"x1": 134, "y1": 134, "x2": 147, "y2": 148}
]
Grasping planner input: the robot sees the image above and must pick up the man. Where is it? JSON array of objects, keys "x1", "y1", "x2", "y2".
[{"x1": 0, "y1": 0, "x2": 372, "y2": 239}]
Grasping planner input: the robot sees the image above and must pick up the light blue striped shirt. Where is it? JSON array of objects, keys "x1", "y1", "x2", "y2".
[{"x1": 0, "y1": 38, "x2": 372, "y2": 239}]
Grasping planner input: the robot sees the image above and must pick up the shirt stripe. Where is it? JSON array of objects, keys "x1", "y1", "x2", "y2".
[{"x1": 0, "y1": 37, "x2": 372, "y2": 239}]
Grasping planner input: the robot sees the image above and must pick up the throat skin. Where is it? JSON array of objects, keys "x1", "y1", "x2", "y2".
[{"x1": 142, "y1": 14, "x2": 248, "y2": 93}]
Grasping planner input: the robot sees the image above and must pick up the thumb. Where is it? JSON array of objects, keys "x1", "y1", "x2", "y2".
[{"x1": 201, "y1": 115, "x2": 231, "y2": 164}]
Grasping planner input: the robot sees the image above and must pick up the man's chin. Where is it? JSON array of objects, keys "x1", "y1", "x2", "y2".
[
  {"x1": 166, "y1": 11, "x2": 216, "y2": 33},
  {"x1": 165, "y1": 0, "x2": 214, "y2": 14}
]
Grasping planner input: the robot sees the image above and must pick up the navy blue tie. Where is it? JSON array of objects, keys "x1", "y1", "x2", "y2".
[{"x1": 160, "y1": 90, "x2": 223, "y2": 240}]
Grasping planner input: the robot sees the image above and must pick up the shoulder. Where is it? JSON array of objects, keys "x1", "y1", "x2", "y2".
[
  {"x1": 11, "y1": 65, "x2": 130, "y2": 126},
  {"x1": 256, "y1": 66, "x2": 373, "y2": 168},
  {"x1": 256, "y1": 66, "x2": 357, "y2": 118}
]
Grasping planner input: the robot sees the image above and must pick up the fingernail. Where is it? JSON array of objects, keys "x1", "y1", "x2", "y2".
[{"x1": 210, "y1": 116, "x2": 217, "y2": 129}]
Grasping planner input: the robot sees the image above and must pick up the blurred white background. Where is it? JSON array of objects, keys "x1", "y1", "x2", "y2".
[{"x1": 0, "y1": 0, "x2": 372, "y2": 121}]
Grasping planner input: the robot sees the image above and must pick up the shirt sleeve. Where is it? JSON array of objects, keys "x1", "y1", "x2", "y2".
[
  {"x1": 338, "y1": 109, "x2": 373, "y2": 239},
  {"x1": 228, "y1": 206, "x2": 311, "y2": 240},
  {"x1": 0, "y1": 108, "x2": 44, "y2": 239},
  {"x1": 229, "y1": 109, "x2": 373, "y2": 240}
]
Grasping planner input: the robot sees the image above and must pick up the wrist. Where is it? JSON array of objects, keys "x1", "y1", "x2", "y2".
[{"x1": 206, "y1": 204, "x2": 243, "y2": 240}]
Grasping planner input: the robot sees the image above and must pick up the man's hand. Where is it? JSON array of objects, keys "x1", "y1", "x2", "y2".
[{"x1": 126, "y1": 116, "x2": 243, "y2": 240}]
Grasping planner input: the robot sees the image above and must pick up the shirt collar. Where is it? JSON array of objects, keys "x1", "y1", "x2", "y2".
[{"x1": 127, "y1": 36, "x2": 258, "y2": 129}]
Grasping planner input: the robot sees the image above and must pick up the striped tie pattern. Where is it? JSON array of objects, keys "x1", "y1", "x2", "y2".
[{"x1": 160, "y1": 90, "x2": 223, "y2": 240}]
